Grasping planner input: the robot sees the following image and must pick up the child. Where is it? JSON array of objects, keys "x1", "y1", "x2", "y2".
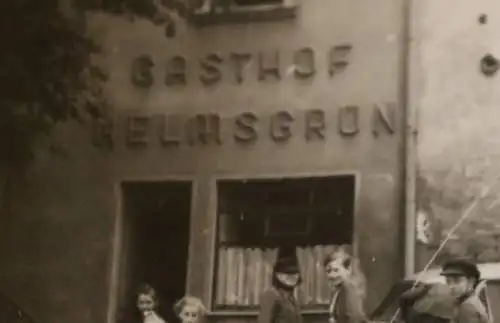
[
  {"x1": 173, "y1": 296, "x2": 207, "y2": 323},
  {"x1": 258, "y1": 247, "x2": 303, "y2": 323},
  {"x1": 323, "y1": 248, "x2": 367, "y2": 323},
  {"x1": 136, "y1": 284, "x2": 167, "y2": 323}
]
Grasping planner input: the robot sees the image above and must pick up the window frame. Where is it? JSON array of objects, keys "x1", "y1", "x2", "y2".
[
  {"x1": 191, "y1": 0, "x2": 298, "y2": 26},
  {"x1": 206, "y1": 171, "x2": 361, "y2": 315}
]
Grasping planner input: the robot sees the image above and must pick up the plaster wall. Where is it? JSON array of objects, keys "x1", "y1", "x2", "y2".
[
  {"x1": 0, "y1": 1, "x2": 407, "y2": 323},
  {"x1": 412, "y1": 0, "x2": 500, "y2": 267}
]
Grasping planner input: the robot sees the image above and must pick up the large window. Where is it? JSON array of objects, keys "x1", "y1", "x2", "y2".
[{"x1": 213, "y1": 175, "x2": 356, "y2": 310}]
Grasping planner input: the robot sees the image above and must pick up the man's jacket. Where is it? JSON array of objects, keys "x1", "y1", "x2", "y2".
[{"x1": 399, "y1": 283, "x2": 490, "y2": 323}]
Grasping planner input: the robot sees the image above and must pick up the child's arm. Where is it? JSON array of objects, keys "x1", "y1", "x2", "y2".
[
  {"x1": 399, "y1": 283, "x2": 431, "y2": 308},
  {"x1": 257, "y1": 290, "x2": 279, "y2": 323}
]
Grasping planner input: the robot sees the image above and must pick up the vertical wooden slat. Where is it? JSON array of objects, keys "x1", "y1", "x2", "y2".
[
  {"x1": 320, "y1": 245, "x2": 329, "y2": 304},
  {"x1": 216, "y1": 246, "x2": 227, "y2": 305},
  {"x1": 263, "y1": 249, "x2": 273, "y2": 291},
  {"x1": 255, "y1": 248, "x2": 264, "y2": 302},
  {"x1": 224, "y1": 247, "x2": 230, "y2": 305},
  {"x1": 314, "y1": 245, "x2": 322, "y2": 304},
  {"x1": 300, "y1": 246, "x2": 309, "y2": 305},
  {"x1": 307, "y1": 246, "x2": 315, "y2": 305},
  {"x1": 243, "y1": 248, "x2": 251, "y2": 305},
  {"x1": 252, "y1": 249, "x2": 261, "y2": 305},
  {"x1": 227, "y1": 248, "x2": 237, "y2": 305},
  {"x1": 297, "y1": 247, "x2": 305, "y2": 305},
  {"x1": 233, "y1": 247, "x2": 240, "y2": 305},
  {"x1": 237, "y1": 247, "x2": 245, "y2": 305}
]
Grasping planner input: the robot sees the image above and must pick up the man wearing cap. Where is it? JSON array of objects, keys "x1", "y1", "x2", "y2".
[
  {"x1": 399, "y1": 259, "x2": 490, "y2": 323},
  {"x1": 441, "y1": 259, "x2": 489, "y2": 323}
]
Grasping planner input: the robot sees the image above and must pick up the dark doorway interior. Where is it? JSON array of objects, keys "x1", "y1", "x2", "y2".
[{"x1": 119, "y1": 181, "x2": 192, "y2": 323}]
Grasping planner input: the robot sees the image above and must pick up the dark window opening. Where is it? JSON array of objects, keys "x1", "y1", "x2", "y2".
[
  {"x1": 217, "y1": 176, "x2": 354, "y2": 247},
  {"x1": 117, "y1": 182, "x2": 192, "y2": 323},
  {"x1": 213, "y1": 175, "x2": 356, "y2": 310}
]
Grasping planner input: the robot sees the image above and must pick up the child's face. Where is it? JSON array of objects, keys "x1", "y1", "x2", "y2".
[
  {"x1": 276, "y1": 272, "x2": 300, "y2": 287},
  {"x1": 179, "y1": 304, "x2": 200, "y2": 323},
  {"x1": 325, "y1": 257, "x2": 350, "y2": 289},
  {"x1": 137, "y1": 294, "x2": 155, "y2": 315},
  {"x1": 445, "y1": 275, "x2": 474, "y2": 297}
]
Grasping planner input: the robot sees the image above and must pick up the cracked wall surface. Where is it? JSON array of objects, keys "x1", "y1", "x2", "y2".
[{"x1": 413, "y1": 0, "x2": 500, "y2": 268}]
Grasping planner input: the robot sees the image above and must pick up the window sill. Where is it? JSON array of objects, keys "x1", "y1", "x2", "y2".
[
  {"x1": 206, "y1": 309, "x2": 329, "y2": 317},
  {"x1": 191, "y1": 3, "x2": 297, "y2": 26}
]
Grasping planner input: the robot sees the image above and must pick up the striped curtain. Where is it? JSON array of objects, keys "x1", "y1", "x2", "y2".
[{"x1": 214, "y1": 244, "x2": 341, "y2": 306}]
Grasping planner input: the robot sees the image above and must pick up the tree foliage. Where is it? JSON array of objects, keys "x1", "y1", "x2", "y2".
[
  {"x1": 0, "y1": 0, "x2": 107, "y2": 171},
  {"x1": 0, "y1": 0, "x2": 209, "y2": 172},
  {"x1": 418, "y1": 163, "x2": 500, "y2": 265}
]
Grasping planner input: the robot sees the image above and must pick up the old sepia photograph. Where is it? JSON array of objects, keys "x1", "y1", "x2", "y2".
[{"x1": 0, "y1": 1, "x2": 498, "y2": 323}]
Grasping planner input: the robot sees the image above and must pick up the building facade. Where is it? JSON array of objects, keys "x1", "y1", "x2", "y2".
[
  {"x1": 5, "y1": 0, "x2": 497, "y2": 323},
  {"x1": 413, "y1": 0, "x2": 500, "y2": 311}
]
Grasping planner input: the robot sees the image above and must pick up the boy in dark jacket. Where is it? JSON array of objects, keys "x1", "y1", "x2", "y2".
[
  {"x1": 399, "y1": 259, "x2": 490, "y2": 323},
  {"x1": 257, "y1": 247, "x2": 303, "y2": 323}
]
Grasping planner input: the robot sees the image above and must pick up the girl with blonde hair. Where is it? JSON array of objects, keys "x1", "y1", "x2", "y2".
[
  {"x1": 173, "y1": 296, "x2": 207, "y2": 323},
  {"x1": 323, "y1": 247, "x2": 368, "y2": 323}
]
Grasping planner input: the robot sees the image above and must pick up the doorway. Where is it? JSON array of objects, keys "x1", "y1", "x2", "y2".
[{"x1": 118, "y1": 181, "x2": 192, "y2": 323}]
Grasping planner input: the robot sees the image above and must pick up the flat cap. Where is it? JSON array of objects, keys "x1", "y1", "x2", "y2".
[{"x1": 441, "y1": 259, "x2": 480, "y2": 280}]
